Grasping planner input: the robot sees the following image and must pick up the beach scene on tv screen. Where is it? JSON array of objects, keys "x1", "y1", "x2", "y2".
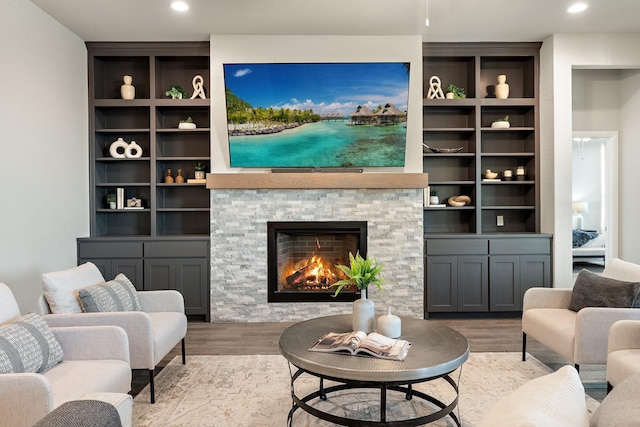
[{"x1": 223, "y1": 62, "x2": 410, "y2": 168}]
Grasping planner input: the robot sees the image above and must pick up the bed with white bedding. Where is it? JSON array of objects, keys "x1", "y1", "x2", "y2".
[{"x1": 572, "y1": 230, "x2": 605, "y2": 261}]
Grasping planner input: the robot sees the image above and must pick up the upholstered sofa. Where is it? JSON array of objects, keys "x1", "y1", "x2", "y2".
[
  {"x1": 38, "y1": 262, "x2": 188, "y2": 403},
  {"x1": 0, "y1": 283, "x2": 132, "y2": 427},
  {"x1": 522, "y1": 258, "x2": 640, "y2": 369}
]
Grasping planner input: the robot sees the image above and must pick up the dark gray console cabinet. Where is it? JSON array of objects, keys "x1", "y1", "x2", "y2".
[
  {"x1": 78, "y1": 237, "x2": 210, "y2": 320},
  {"x1": 425, "y1": 235, "x2": 551, "y2": 315}
]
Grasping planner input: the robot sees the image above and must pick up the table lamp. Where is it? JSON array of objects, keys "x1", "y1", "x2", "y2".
[{"x1": 572, "y1": 201, "x2": 589, "y2": 230}]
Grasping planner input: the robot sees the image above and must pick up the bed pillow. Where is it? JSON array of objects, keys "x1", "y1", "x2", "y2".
[
  {"x1": 0, "y1": 313, "x2": 64, "y2": 373},
  {"x1": 568, "y1": 269, "x2": 640, "y2": 312},
  {"x1": 79, "y1": 274, "x2": 142, "y2": 313}
]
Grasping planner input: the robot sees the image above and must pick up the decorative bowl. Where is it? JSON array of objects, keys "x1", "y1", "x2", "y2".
[
  {"x1": 491, "y1": 121, "x2": 510, "y2": 129},
  {"x1": 423, "y1": 144, "x2": 463, "y2": 153},
  {"x1": 178, "y1": 122, "x2": 197, "y2": 130}
]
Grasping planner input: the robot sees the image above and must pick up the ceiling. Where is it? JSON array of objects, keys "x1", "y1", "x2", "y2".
[{"x1": 31, "y1": 0, "x2": 640, "y2": 43}]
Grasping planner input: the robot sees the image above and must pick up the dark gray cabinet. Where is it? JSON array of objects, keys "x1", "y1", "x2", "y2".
[
  {"x1": 78, "y1": 237, "x2": 210, "y2": 320},
  {"x1": 425, "y1": 235, "x2": 551, "y2": 315}
]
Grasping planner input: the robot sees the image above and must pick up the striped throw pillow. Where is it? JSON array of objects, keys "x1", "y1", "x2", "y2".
[
  {"x1": 79, "y1": 273, "x2": 142, "y2": 313},
  {"x1": 0, "y1": 313, "x2": 64, "y2": 373}
]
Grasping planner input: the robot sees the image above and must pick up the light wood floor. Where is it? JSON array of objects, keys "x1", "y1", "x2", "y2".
[{"x1": 133, "y1": 317, "x2": 607, "y2": 402}]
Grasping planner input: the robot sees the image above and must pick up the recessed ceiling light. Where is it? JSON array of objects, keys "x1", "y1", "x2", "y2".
[
  {"x1": 567, "y1": 2, "x2": 588, "y2": 13},
  {"x1": 171, "y1": 1, "x2": 189, "y2": 12}
]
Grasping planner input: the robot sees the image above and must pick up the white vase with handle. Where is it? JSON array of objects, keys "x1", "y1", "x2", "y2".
[{"x1": 352, "y1": 287, "x2": 375, "y2": 333}]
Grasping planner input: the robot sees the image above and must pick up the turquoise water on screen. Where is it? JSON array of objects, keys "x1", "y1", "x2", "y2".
[{"x1": 228, "y1": 121, "x2": 406, "y2": 168}]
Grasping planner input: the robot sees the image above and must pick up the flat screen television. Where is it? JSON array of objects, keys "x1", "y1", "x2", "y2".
[{"x1": 223, "y1": 62, "x2": 410, "y2": 169}]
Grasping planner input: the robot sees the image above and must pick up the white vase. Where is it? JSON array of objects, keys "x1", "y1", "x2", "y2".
[
  {"x1": 195, "y1": 171, "x2": 205, "y2": 180},
  {"x1": 109, "y1": 137, "x2": 128, "y2": 158},
  {"x1": 429, "y1": 195, "x2": 439, "y2": 205},
  {"x1": 125, "y1": 140, "x2": 143, "y2": 158},
  {"x1": 121, "y1": 75, "x2": 135, "y2": 100},
  {"x1": 352, "y1": 287, "x2": 375, "y2": 333},
  {"x1": 377, "y1": 306, "x2": 402, "y2": 338},
  {"x1": 495, "y1": 74, "x2": 509, "y2": 99}
]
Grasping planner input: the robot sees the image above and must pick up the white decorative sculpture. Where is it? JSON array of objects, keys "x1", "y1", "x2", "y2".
[
  {"x1": 190, "y1": 75, "x2": 206, "y2": 99},
  {"x1": 109, "y1": 137, "x2": 128, "y2": 158},
  {"x1": 110, "y1": 138, "x2": 143, "y2": 158},
  {"x1": 125, "y1": 140, "x2": 143, "y2": 158},
  {"x1": 426, "y1": 75, "x2": 445, "y2": 99}
]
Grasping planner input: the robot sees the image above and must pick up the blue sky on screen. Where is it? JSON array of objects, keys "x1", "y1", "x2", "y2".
[{"x1": 223, "y1": 62, "x2": 410, "y2": 116}]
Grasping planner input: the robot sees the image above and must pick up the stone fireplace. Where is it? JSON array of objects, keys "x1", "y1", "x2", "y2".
[{"x1": 209, "y1": 184, "x2": 425, "y2": 322}]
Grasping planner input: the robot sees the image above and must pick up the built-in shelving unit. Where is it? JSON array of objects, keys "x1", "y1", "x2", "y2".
[
  {"x1": 83, "y1": 42, "x2": 211, "y2": 320},
  {"x1": 422, "y1": 42, "x2": 541, "y2": 234},
  {"x1": 422, "y1": 43, "x2": 550, "y2": 316}
]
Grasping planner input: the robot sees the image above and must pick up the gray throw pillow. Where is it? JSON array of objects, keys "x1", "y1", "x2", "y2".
[
  {"x1": 0, "y1": 312, "x2": 64, "y2": 373},
  {"x1": 568, "y1": 269, "x2": 640, "y2": 312},
  {"x1": 79, "y1": 273, "x2": 142, "y2": 313}
]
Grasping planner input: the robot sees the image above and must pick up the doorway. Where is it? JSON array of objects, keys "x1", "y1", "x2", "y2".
[{"x1": 571, "y1": 131, "x2": 618, "y2": 268}]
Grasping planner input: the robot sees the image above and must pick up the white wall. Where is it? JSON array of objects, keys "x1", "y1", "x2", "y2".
[
  {"x1": 209, "y1": 35, "x2": 423, "y2": 173},
  {"x1": 0, "y1": 0, "x2": 88, "y2": 312},
  {"x1": 540, "y1": 33, "x2": 640, "y2": 287}
]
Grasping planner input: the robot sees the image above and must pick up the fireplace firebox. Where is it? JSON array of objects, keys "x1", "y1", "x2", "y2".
[{"x1": 267, "y1": 221, "x2": 367, "y2": 303}]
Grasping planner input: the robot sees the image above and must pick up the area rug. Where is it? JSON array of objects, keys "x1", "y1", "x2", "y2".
[{"x1": 133, "y1": 353, "x2": 599, "y2": 426}]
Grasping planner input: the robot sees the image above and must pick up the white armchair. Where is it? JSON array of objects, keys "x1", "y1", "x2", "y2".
[
  {"x1": 38, "y1": 262, "x2": 188, "y2": 403},
  {"x1": 0, "y1": 282, "x2": 131, "y2": 427},
  {"x1": 606, "y1": 319, "x2": 640, "y2": 391},
  {"x1": 522, "y1": 258, "x2": 640, "y2": 370}
]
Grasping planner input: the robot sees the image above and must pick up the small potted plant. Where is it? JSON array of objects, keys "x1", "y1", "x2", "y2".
[
  {"x1": 178, "y1": 116, "x2": 196, "y2": 130},
  {"x1": 429, "y1": 188, "x2": 439, "y2": 205},
  {"x1": 491, "y1": 115, "x2": 510, "y2": 129},
  {"x1": 106, "y1": 193, "x2": 117, "y2": 209},
  {"x1": 165, "y1": 85, "x2": 188, "y2": 100},
  {"x1": 193, "y1": 162, "x2": 206, "y2": 180},
  {"x1": 331, "y1": 251, "x2": 385, "y2": 333},
  {"x1": 446, "y1": 84, "x2": 466, "y2": 99}
]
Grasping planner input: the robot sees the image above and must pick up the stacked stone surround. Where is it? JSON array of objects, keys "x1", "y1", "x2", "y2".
[{"x1": 210, "y1": 188, "x2": 424, "y2": 322}]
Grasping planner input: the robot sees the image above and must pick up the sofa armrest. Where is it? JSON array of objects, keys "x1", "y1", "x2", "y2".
[
  {"x1": 43, "y1": 312, "x2": 153, "y2": 368},
  {"x1": 574, "y1": 308, "x2": 640, "y2": 364},
  {"x1": 137, "y1": 290, "x2": 185, "y2": 313},
  {"x1": 52, "y1": 325, "x2": 130, "y2": 363},
  {"x1": 522, "y1": 288, "x2": 572, "y2": 311},
  {"x1": 608, "y1": 320, "x2": 640, "y2": 354},
  {"x1": 0, "y1": 373, "x2": 53, "y2": 426}
]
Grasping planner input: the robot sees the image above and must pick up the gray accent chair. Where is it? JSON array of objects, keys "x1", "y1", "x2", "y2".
[
  {"x1": 522, "y1": 258, "x2": 640, "y2": 370},
  {"x1": 0, "y1": 282, "x2": 131, "y2": 427},
  {"x1": 38, "y1": 262, "x2": 188, "y2": 403}
]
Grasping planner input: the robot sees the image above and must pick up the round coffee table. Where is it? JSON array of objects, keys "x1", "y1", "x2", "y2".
[{"x1": 279, "y1": 314, "x2": 469, "y2": 426}]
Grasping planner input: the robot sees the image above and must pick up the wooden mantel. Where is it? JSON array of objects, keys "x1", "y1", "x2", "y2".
[{"x1": 206, "y1": 173, "x2": 428, "y2": 189}]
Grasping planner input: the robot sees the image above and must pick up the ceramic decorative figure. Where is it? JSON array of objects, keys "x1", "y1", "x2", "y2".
[
  {"x1": 125, "y1": 140, "x2": 142, "y2": 158},
  {"x1": 109, "y1": 137, "x2": 128, "y2": 158},
  {"x1": 121, "y1": 75, "x2": 135, "y2": 100},
  {"x1": 164, "y1": 168, "x2": 174, "y2": 184},
  {"x1": 495, "y1": 74, "x2": 509, "y2": 99},
  {"x1": 377, "y1": 306, "x2": 401, "y2": 338},
  {"x1": 190, "y1": 75, "x2": 206, "y2": 99},
  {"x1": 426, "y1": 76, "x2": 445, "y2": 99},
  {"x1": 175, "y1": 168, "x2": 185, "y2": 184}
]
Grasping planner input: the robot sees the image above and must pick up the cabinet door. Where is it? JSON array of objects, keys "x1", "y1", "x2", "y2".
[
  {"x1": 458, "y1": 256, "x2": 489, "y2": 312},
  {"x1": 79, "y1": 258, "x2": 111, "y2": 280},
  {"x1": 144, "y1": 259, "x2": 176, "y2": 291},
  {"x1": 175, "y1": 259, "x2": 208, "y2": 316},
  {"x1": 426, "y1": 256, "x2": 458, "y2": 313},
  {"x1": 489, "y1": 256, "x2": 520, "y2": 311},
  {"x1": 111, "y1": 258, "x2": 144, "y2": 290},
  {"x1": 520, "y1": 255, "x2": 551, "y2": 301}
]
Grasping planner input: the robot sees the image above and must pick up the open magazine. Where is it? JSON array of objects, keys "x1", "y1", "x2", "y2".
[{"x1": 310, "y1": 331, "x2": 410, "y2": 361}]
